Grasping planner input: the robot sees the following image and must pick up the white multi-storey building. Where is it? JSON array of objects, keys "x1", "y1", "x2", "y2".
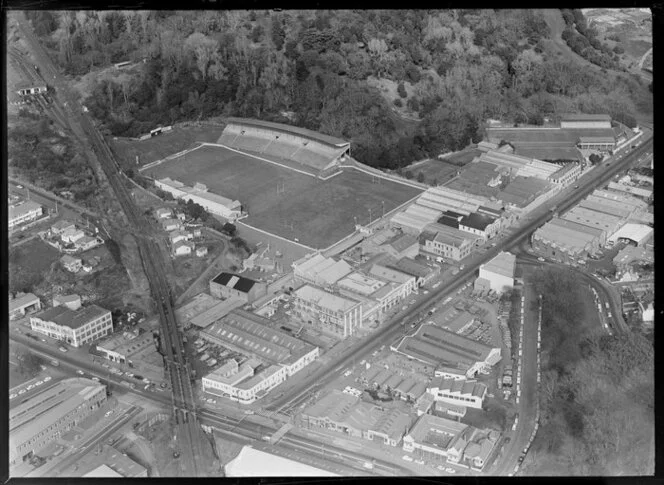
[{"x1": 30, "y1": 304, "x2": 112, "y2": 347}]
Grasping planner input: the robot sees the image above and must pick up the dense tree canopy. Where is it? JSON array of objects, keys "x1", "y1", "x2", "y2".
[{"x1": 27, "y1": 9, "x2": 650, "y2": 170}]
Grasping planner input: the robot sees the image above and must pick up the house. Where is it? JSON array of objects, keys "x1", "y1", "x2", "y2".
[
  {"x1": 76, "y1": 236, "x2": 100, "y2": 251},
  {"x1": 160, "y1": 218, "x2": 182, "y2": 232},
  {"x1": 60, "y1": 227, "x2": 85, "y2": 244},
  {"x1": 172, "y1": 241, "x2": 194, "y2": 256},
  {"x1": 196, "y1": 246, "x2": 208, "y2": 257},
  {"x1": 192, "y1": 228, "x2": 202, "y2": 238},
  {"x1": 51, "y1": 220, "x2": 76, "y2": 235},
  {"x1": 61, "y1": 255, "x2": 82, "y2": 273},
  {"x1": 169, "y1": 230, "x2": 192, "y2": 245},
  {"x1": 53, "y1": 294, "x2": 82, "y2": 311},
  {"x1": 155, "y1": 208, "x2": 172, "y2": 219}
]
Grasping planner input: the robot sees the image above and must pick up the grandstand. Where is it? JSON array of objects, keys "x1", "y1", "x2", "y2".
[{"x1": 217, "y1": 118, "x2": 351, "y2": 178}]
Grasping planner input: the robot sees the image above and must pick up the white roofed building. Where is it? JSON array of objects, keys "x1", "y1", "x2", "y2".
[
  {"x1": 476, "y1": 251, "x2": 516, "y2": 294},
  {"x1": 292, "y1": 284, "x2": 363, "y2": 338},
  {"x1": 155, "y1": 178, "x2": 243, "y2": 220},
  {"x1": 9, "y1": 201, "x2": 43, "y2": 230},
  {"x1": 9, "y1": 293, "x2": 42, "y2": 320},
  {"x1": 292, "y1": 253, "x2": 353, "y2": 287},
  {"x1": 225, "y1": 446, "x2": 338, "y2": 477},
  {"x1": 607, "y1": 223, "x2": 653, "y2": 247}
]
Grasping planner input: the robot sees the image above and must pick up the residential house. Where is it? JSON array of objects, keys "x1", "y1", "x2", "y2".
[{"x1": 61, "y1": 255, "x2": 82, "y2": 273}]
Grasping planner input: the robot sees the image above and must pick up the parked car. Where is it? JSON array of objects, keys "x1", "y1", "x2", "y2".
[
  {"x1": 445, "y1": 467, "x2": 456, "y2": 474},
  {"x1": 76, "y1": 370, "x2": 85, "y2": 375},
  {"x1": 58, "y1": 346, "x2": 68, "y2": 353},
  {"x1": 92, "y1": 377, "x2": 100, "y2": 382},
  {"x1": 402, "y1": 455, "x2": 413, "y2": 462},
  {"x1": 43, "y1": 376, "x2": 51, "y2": 382}
]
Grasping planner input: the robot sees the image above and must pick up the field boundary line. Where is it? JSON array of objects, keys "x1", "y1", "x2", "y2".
[
  {"x1": 201, "y1": 143, "x2": 318, "y2": 179},
  {"x1": 138, "y1": 144, "x2": 206, "y2": 172},
  {"x1": 236, "y1": 220, "x2": 317, "y2": 251}
]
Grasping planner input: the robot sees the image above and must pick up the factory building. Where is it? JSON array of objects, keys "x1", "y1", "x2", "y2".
[
  {"x1": 532, "y1": 217, "x2": 605, "y2": 262},
  {"x1": 419, "y1": 224, "x2": 476, "y2": 262},
  {"x1": 9, "y1": 201, "x2": 43, "y2": 230},
  {"x1": 562, "y1": 206, "x2": 624, "y2": 240},
  {"x1": 209, "y1": 272, "x2": 267, "y2": 303},
  {"x1": 475, "y1": 251, "x2": 516, "y2": 294},
  {"x1": 10, "y1": 378, "x2": 106, "y2": 465},
  {"x1": 607, "y1": 181, "x2": 652, "y2": 200},
  {"x1": 458, "y1": 212, "x2": 501, "y2": 242},
  {"x1": 426, "y1": 377, "x2": 488, "y2": 409},
  {"x1": 9, "y1": 293, "x2": 42, "y2": 320},
  {"x1": 402, "y1": 414, "x2": 469, "y2": 462},
  {"x1": 607, "y1": 223, "x2": 653, "y2": 247},
  {"x1": 292, "y1": 284, "x2": 363, "y2": 338},
  {"x1": 560, "y1": 113, "x2": 612, "y2": 130},
  {"x1": 292, "y1": 253, "x2": 353, "y2": 287},
  {"x1": 30, "y1": 304, "x2": 112, "y2": 347},
  {"x1": 548, "y1": 163, "x2": 583, "y2": 187},
  {"x1": 154, "y1": 178, "x2": 243, "y2": 220}
]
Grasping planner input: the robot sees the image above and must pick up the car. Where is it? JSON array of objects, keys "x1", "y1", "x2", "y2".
[
  {"x1": 43, "y1": 376, "x2": 51, "y2": 382},
  {"x1": 415, "y1": 459, "x2": 425, "y2": 465},
  {"x1": 244, "y1": 410, "x2": 254, "y2": 415},
  {"x1": 16, "y1": 184, "x2": 23, "y2": 189},
  {"x1": 76, "y1": 370, "x2": 85, "y2": 375},
  {"x1": 10, "y1": 393, "x2": 18, "y2": 399},
  {"x1": 105, "y1": 411, "x2": 113, "y2": 417},
  {"x1": 125, "y1": 372, "x2": 134, "y2": 378},
  {"x1": 537, "y1": 257, "x2": 545, "y2": 262},
  {"x1": 35, "y1": 380, "x2": 44, "y2": 385},
  {"x1": 40, "y1": 338, "x2": 47, "y2": 343},
  {"x1": 445, "y1": 467, "x2": 456, "y2": 474},
  {"x1": 142, "y1": 378, "x2": 150, "y2": 384},
  {"x1": 58, "y1": 346, "x2": 68, "y2": 353},
  {"x1": 19, "y1": 389, "x2": 26, "y2": 395},
  {"x1": 436, "y1": 465, "x2": 446, "y2": 471},
  {"x1": 27, "y1": 384, "x2": 34, "y2": 390},
  {"x1": 402, "y1": 455, "x2": 413, "y2": 462},
  {"x1": 573, "y1": 185, "x2": 579, "y2": 188},
  {"x1": 92, "y1": 377, "x2": 100, "y2": 382}
]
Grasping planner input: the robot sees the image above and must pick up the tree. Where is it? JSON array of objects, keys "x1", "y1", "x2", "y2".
[
  {"x1": 397, "y1": 82, "x2": 407, "y2": 98},
  {"x1": 221, "y1": 222, "x2": 237, "y2": 237},
  {"x1": 271, "y1": 15, "x2": 286, "y2": 50},
  {"x1": 589, "y1": 153, "x2": 602, "y2": 165},
  {"x1": 417, "y1": 172, "x2": 425, "y2": 183},
  {"x1": 404, "y1": 170, "x2": 414, "y2": 179},
  {"x1": 251, "y1": 24, "x2": 264, "y2": 43}
]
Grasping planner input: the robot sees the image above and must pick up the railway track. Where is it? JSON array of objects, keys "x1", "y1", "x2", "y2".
[{"x1": 14, "y1": 13, "x2": 207, "y2": 475}]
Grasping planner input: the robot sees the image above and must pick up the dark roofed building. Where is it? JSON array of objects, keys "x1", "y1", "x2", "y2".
[
  {"x1": 386, "y1": 257, "x2": 440, "y2": 286},
  {"x1": 380, "y1": 232, "x2": 419, "y2": 259},
  {"x1": 210, "y1": 272, "x2": 267, "y2": 303}
]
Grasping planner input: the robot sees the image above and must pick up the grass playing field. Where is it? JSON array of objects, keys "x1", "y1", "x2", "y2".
[{"x1": 147, "y1": 144, "x2": 422, "y2": 249}]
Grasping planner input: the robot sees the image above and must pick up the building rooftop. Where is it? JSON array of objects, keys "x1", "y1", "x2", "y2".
[
  {"x1": 369, "y1": 264, "x2": 414, "y2": 285},
  {"x1": 33, "y1": 304, "x2": 109, "y2": 330},
  {"x1": 481, "y1": 251, "x2": 516, "y2": 279},
  {"x1": 83, "y1": 465, "x2": 123, "y2": 477},
  {"x1": 294, "y1": 284, "x2": 361, "y2": 313},
  {"x1": 175, "y1": 293, "x2": 245, "y2": 329},
  {"x1": 337, "y1": 272, "x2": 386, "y2": 296},
  {"x1": 406, "y1": 413, "x2": 468, "y2": 447},
  {"x1": 75, "y1": 445, "x2": 148, "y2": 477},
  {"x1": 9, "y1": 293, "x2": 39, "y2": 312},
  {"x1": 561, "y1": 113, "x2": 611, "y2": 122},
  {"x1": 578, "y1": 198, "x2": 631, "y2": 220},
  {"x1": 460, "y1": 212, "x2": 496, "y2": 231},
  {"x1": 9, "y1": 200, "x2": 42, "y2": 220},
  {"x1": 382, "y1": 233, "x2": 419, "y2": 253},
  {"x1": 293, "y1": 254, "x2": 353, "y2": 285},
  {"x1": 51, "y1": 220, "x2": 75, "y2": 231},
  {"x1": 225, "y1": 445, "x2": 339, "y2": 477},
  {"x1": 424, "y1": 223, "x2": 474, "y2": 249},
  {"x1": 386, "y1": 257, "x2": 436, "y2": 280},
  {"x1": 212, "y1": 272, "x2": 258, "y2": 294},
  {"x1": 562, "y1": 206, "x2": 624, "y2": 232},
  {"x1": 10, "y1": 378, "x2": 105, "y2": 450},
  {"x1": 303, "y1": 389, "x2": 359, "y2": 420},
  {"x1": 395, "y1": 324, "x2": 497, "y2": 367}
]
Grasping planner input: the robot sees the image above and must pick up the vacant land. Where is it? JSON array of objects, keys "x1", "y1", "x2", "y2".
[
  {"x1": 411, "y1": 159, "x2": 459, "y2": 185},
  {"x1": 9, "y1": 238, "x2": 61, "y2": 293},
  {"x1": 111, "y1": 124, "x2": 224, "y2": 170},
  {"x1": 147, "y1": 145, "x2": 422, "y2": 249}
]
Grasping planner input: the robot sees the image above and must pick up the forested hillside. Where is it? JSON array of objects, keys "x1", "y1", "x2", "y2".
[
  {"x1": 26, "y1": 9, "x2": 652, "y2": 169},
  {"x1": 528, "y1": 268, "x2": 654, "y2": 475}
]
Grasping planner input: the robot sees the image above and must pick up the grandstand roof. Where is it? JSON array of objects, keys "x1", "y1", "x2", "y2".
[
  {"x1": 294, "y1": 285, "x2": 361, "y2": 314},
  {"x1": 561, "y1": 113, "x2": 611, "y2": 122},
  {"x1": 225, "y1": 118, "x2": 349, "y2": 148},
  {"x1": 395, "y1": 324, "x2": 497, "y2": 367},
  {"x1": 481, "y1": 251, "x2": 516, "y2": 279}
]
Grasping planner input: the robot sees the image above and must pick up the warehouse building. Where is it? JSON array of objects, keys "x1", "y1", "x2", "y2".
[
  {"x1": 9, "y1": 293, "x2": 42, "y2": 320},
  {"x1": 380, "y1": 232, "x2": 420, "y2": 259},
  {"x1": 369, "y1": 265, "x2": 417, "y2": 293},
  {"x1": 300, "y1": 389, "x2": 414, "y2": 447},
  {"x1": 532, "y1": 217, "x2": 605, "y2": 262},
  {"x1": 390, "y1": 203, "x2": 443, "y2": 235},
  {"x1": 175, "y1": 292, "x2": 245, "y2": 329},
  {"x1": 426, "y1": 377, "x2": 488, "y2": 409},
  {"x1": 292, "y1": 284, "x2": 363, "y2": 338},
  {"x1": 402, "y1": 414, "x2": 469, "y2": 462},
  {"x1": 475, "y1": 251, "x2": 516, "y2": 294},
  {"x1": 209, "y1": 272, "x2": 267, "y2": 303},
  {"x1": 516, "y1": 159, "x2": 561, "y2": 180},
  {"x1": 385, "y1": 257, "x2": 441, "y2": 287},
  {"x1": 497, "y1": 176, "x2": 551, "y2": 210},
  {"x1": 607, "y1": 181, "x2": 652, "y2": 200},
  {"x1": 562, "y1": 206, "x2": 624, "y2": 239},
  {"x1": 578, "y1": 197, "x2": 633, "y2": 220},
  {"x1": 548, "y1": 162, "x2": 583, "y2": 187},
  {"x1": 292, "y1": 253, "x2": 353, "y2": 287},
  {"x1": 591, "y1": 189, "x2": 647, "y2": 210},
  {"x1": 336, "y1": 271, "x2": 411, "y2": 319},
  {"x1": 9, "y1": 201, "x2": 43, "y2": 230},
  {"x1": 392, "y1": 324, "x2": 501, "y2": 378},
  {"x1": 30, "y1": 304, "x2": 112, "y2": 347},
  {"x1": 458, "y1": 212, "x2": 501, "y2": 242},
  {"x1": 577, "y1": 136, "x2": 616, "y2": 152},
  {"x1": 613, "y1": 245, "x2": 653, "y2": 271},
  {"x1": 607, "y1": 223, "x2": 653, "y2": 247},
  {"x1": 10, "y1": 378, "x2": 107, "y2": 465},
  {"x1": 419, "y1": 224, "x2": 476, "y2": 262},
  {"x1": 155, "y1": 178, "x2": 243, "y2": 220}
]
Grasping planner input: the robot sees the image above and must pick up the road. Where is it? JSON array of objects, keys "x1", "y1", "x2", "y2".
[
  {"x1": 266, "y1": 132, "x2": 652, "y2": 413},
  {"x1": 14, "y1": 12, "x2": 210, "y2": 476}
]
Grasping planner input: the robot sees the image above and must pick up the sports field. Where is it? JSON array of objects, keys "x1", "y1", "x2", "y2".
[{"x1": 147, "y1": 145, "x2": 422, "y2": 249}]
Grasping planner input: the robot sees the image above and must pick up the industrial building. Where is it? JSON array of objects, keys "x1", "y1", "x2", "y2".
[
  {"x1": 292, "y1": 284, "x2": 363, "y2": 338},
  {"x1": 9, "y1": 378, "x2": 107, "y2": 465},
  {"x1": 209, "y1": 272, "x2": 267, "y2": 303},
  {"x1": 578, "y1": 197, "x2": 633, "y2": 220},
  {"x1": 300, "y1": 389, "x2": 414, "y2": 447},
  {"x1": 392, "y1": 324, "x2": 501, "y2": 378},
  {"x1": 201, "y1": 309, "x2": 319, "y2": 403},
  {"x1": 53, "y1": 294, "x2": 82, "y2": 311},
  {"x1": 292, "y1": 253, "x2": 353, "y2": 286},
  {"x1": 402, "y1": 414, "x2": 469, "y2": 462},
  {"x1": 458, "y1": 212, "x2": 501, "y2": 242},
  {"x1": 175, "y1": 292, "x2": 245, "y2": 329},
  {"x1": 562, "y1": 206, "x2": 624, "y2": 239},
  {"x1": 591, "y1": 189, "x2": 647, "y2": 211},
  {"x1": 385, "y1": 257, "x2": 441, "y2": 287},
  {"x1": 548, "y1": 162, "x2": 582, "y2": 186},
  {"x1": 9, "y1": 293, "x2": 42, "y2": 320},
  {"x1": 336, "y1": 271, "x2": 410, "y2": 320},
  {"x1": 9, "y1": 201, "x2": 43, "y2": 230},
  {"x1": 419, "y1": 224, "x2": 475, "y2": 262},
  {"x1": 497, "y1": 176, "x2": 551, "y2": 210},
  {"x1": 532, "y1": 217, "x2": 605, "y2": 262},
  {"x1": 613, "y1": 245, "x2": 653, "y2": 271},
  {"x1": 95, "y1": 329, "x2": 156, "y2": 366},
  {"x1": 607, "y1": 223, "x2": 653, "y2": 247},
  {"x1": 426, "y1": 377, "x2": 488, "y2": 409},
  {"x1": 475, "y1": 251, "x2": 516, "y2": 294},
  {"x1": 30, "y1": 304, "x2": 112, "y2": 347},
  {"x1": 155, "y1": 178, "x2": 243, "y2": 220},
  {"x1": 607, "y1": 181, "x2": 652, "y2": 200},
  {"x1": 75, "y1": 445, "x2": 148, "y2": 477},
  {"x1": 379, "y1": 232, "x2": 420, "y2": 259}
]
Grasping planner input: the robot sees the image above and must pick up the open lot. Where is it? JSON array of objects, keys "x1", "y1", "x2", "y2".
[{"x1": 146, "y1": 145, "x2": 422, "y2": 249}]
